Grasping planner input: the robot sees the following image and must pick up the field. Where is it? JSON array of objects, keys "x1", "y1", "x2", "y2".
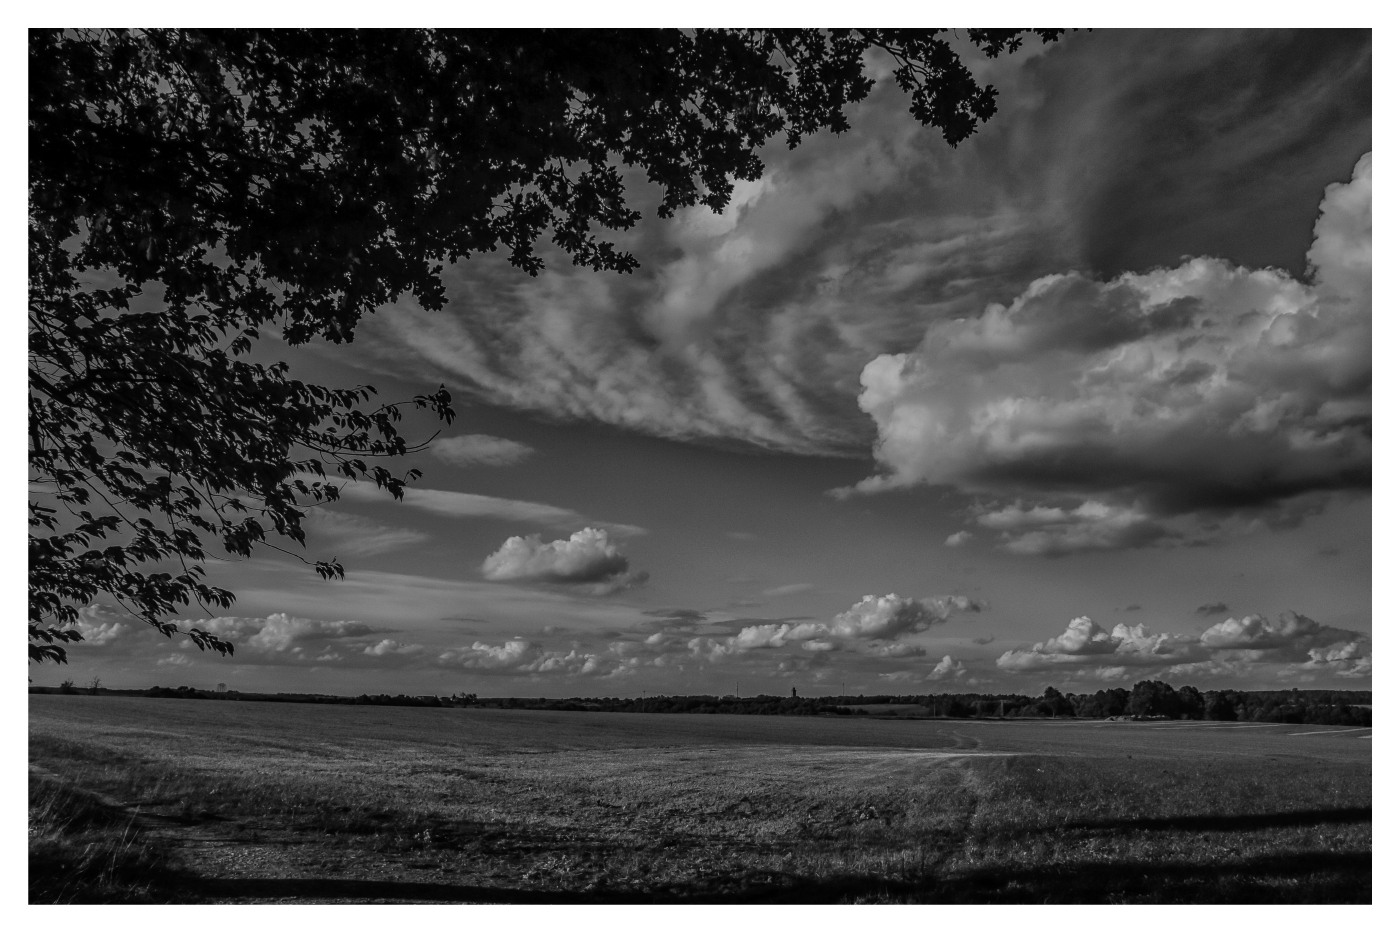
[{"x1": 29, "y1": 695, "x2": 1371, "y2": 903}]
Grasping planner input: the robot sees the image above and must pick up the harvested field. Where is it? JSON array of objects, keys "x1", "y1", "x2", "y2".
[{"x1": 29, "y1": 695, "x2": 1371, "y2": 903}]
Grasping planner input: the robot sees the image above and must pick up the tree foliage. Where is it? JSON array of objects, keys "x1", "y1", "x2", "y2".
[{"x1": 29, "y1": 28, "x2": 1061, "y2": 662}]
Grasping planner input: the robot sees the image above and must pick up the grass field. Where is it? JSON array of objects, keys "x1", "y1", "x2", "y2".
[{"x1": 29, "y1": 695, "x2": 1371, "y2": 903}]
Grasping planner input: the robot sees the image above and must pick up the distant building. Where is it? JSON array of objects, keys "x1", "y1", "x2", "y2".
[{"x1": 216, "y1": 683, "x2": 227, "y2": 692}]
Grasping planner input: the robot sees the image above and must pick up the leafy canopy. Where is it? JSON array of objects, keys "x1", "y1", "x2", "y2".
[{"x1": 29, "y1": 28, "x2": 1062, "y2": 662}]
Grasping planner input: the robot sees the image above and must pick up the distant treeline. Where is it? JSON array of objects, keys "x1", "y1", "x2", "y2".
[
  {"x1": 920, "y1": 683, "x2": 1372, "y2": 726},
  {"x1": 32, "y1": 680, "x2": 1370, "y2": 725},
  {"x1": 473, "y1": 694, "x2": 856, "y2": 716}
]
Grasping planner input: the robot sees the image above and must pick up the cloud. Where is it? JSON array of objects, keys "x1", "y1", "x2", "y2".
[
  {"x1": 944, "y1": 531, "x2": 972, "y2": 547},
  {"x1": 335, "y1": 483, "x2": 646, "y2": 537},
  {"x1": 688, "y1": 593, "x2": 979, "y2": 660},
  {"x1": 73, "y1": 605, "x2": 130, "y2": 646},
  {"x1": 1198, "y1": 611, "x2": 1364, "y2": 661},
  {"x1": 829, "y1": 594, "x2": 981, "y2": 640},
  {"x1": 997, "y1": 610, "x2": 1370, "y2": 682},
  {"x1": 1195, "y1": 602, "x2": 1229, "y2": 616},
  {"x1": 363, "y1": 639, "x2": 424, "y2": 657},
  {"x1": 188, "y1": 613, "x2": 377, "y2": 654},
  {"x1": 481, "y1": 527, "x2": 646, "y2": 594},
  {"x1": 762, "y1": 582, "x2": 814, "y2": 597},
  {"x1": 927, "y1": 654, "x2": 967, "y2": 681},
  {"x1": 437, "y1": 638, "x2": 636, "y2": 678},
  {"x1": 301, "y1": 509, "x2": 429, "y2": 556},
  {"x1": 847, "y1": 153, "x2": 1371, "y2": 551},
  {"x1": 972, "y1": 635, "x2": 996, "y2": 645},
  {"x1": 974, "y1": 500, "x2": 1173, "y2": 557},
  {"x1": 637, "y1": 608, "x2": 707, "y2": 633},
  {"x1": 227, "y1": 560, "x2": 659, "y2": 636},
  {"x1": 432, "y1": 434, "x2": 535, "y2": 467},
  {"x1": 861, "y1": 642, "x2": 926, "y2": 659},
  {"x1": 325, "y1": 33, "x2": 1365, "y2": 485}
]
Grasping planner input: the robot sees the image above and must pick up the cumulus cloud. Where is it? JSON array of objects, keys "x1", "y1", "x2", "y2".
[
  {"x1": 688, "y1": 593, "x2": 979, "y2": 660},
  {"x1": 945, "y1": 531, "x2": 972, "y2": 547},
  {"x1": 1198, "y1": 611, "x2": 1364, "y2": 660},
  {"x1": 862, "y1": 642, "x2": 927, "y2": 659},
  {"x1": 927, "y1": 654, "x2": 967, "y2": 681},
  {"x1": 73, "y1": 605, "x2": 130, "y2": 646},
  {"x1": 481, "y1": 528, "x2": 646, "y2": 594},
  {"x1": 975, "y1": 500, "x2": 1172, "y2": 557},
  {"x1": 848, "y1": 153, "x2": 1371, "y2": 552},
  {"x1": 363, "y1": 639, "x2": 424, "y2": 657},
  {"x1": 998, "y1": 610, "x2": 1370, "y2": 681},
  {"x1": 830, "y1": 594, "x2": 980, "y2": 640},
  {"x1": 437, "y1": 638, "x2": 636, "y2": 678},
  {"x1": 432, "y1": 434, "x2": 535, "y2": 467},
  {"x1": 182, "y1": 613, "x2": 376, "y2": 654},
  {"x1": 998, "y1": 616, "x2": 1209, "y2": 672}
]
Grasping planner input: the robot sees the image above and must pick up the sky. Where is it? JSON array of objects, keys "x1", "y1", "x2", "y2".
[{"x1": 56, "y1": 29, "x2": 1373, "y2": 698}]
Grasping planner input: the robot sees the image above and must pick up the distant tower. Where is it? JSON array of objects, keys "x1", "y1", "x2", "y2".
[
  {"x1": 216, "y1": 683, "x2": 227, "y2": 693},
  {"x1": 791, "y1": 686, "x2": 797, "y2": 698}
]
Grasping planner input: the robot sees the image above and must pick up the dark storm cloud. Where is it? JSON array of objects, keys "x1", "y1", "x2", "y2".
[
  {"x1": 1195, "y1": 602, "x2": 1229, "y2": 616},
  {"x1": 1062, "y1": 30, "x2": 1371, "y2": 279}
]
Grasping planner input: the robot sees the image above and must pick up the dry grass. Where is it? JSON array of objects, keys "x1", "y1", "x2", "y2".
[
  {"x1": 28, "y1": 775, "x2": 184, "y2": 903},
  {"x1": 29, "y1": 698, "x2": 1370, "y2": 903}
]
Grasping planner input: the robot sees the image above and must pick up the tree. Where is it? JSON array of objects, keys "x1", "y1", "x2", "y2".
[
  {"x1": 1128, "y1": 680, "x2": 1182, "y2": 719},
  {"x1": 30, "y1": 28, "x2": 1062, "y2": 663},
  {"x1": 1176, "y1": 684, "x2": 1205, "y2": 720},
  {"x1": 1204, "y1": 689, "x2": 1241, "y2": 721},
  {"x1": 1040, "y1": 685, "x2": 1074, "y2": 718}
]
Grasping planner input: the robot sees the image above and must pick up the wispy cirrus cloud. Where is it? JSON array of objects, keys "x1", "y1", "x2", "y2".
[
  {"x1": 762, "y1": 582, "x2": 814, "y2": 597},
  {"x1": 301, "y1": 509, "x2": 429, "y2": 556},
  {"x1": 333, "y1": 483, "x2": 646, "y2": 537},
  {"x1": 432, "y1": 434, "x2": 535, "y2": 467}
]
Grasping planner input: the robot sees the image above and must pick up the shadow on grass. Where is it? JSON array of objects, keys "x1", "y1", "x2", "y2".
[
  {"x1": 901, "y1": 851, "x2": 1371, "y2": 904},
  {"x1": 1063, "y1": 806, "x2": 1371, "y2": 835},
  {"x1": 171, "y1": 849, "x2": 1370, "y2": 904}
]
